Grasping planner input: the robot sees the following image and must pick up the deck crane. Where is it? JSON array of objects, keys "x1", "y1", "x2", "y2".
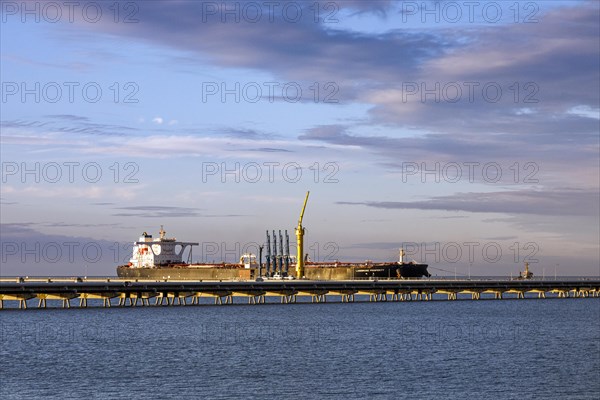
[{"x1": 295, "y1": 191, "x2": 310, "y2": 279}]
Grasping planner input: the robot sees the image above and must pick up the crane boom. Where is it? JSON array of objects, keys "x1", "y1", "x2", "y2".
[
  {"x1": 298, "y1": 191, "x2": 310, "y2": 225},
  {"x1": 295, "y1": 191, "x2": 310, "y2": 279}
]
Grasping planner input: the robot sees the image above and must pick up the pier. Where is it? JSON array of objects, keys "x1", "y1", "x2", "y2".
[{"x1": 0, "y1": 277, "x2": 598, "y2": 309}]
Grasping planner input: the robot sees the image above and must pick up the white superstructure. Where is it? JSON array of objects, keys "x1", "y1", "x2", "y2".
[
  {"x1": 128, "y1": 226, "x2": 199, "y2": 268},
  {"x1": 240, "y1": 253, "x2": 258, "y2": 269}
]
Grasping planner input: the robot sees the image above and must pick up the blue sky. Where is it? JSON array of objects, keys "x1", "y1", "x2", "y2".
[{"x1": 1, "y1": 0, "x2": 598, "y2": 277}]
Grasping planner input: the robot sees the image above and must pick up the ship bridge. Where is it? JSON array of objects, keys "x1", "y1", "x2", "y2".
[{"x1": 130, "y1": 226, "x2": 198, "y2": 268}]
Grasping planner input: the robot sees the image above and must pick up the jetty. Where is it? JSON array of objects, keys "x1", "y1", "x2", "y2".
[{"x1": 0, "y1": 277, "x2": 598, "y2": 309}]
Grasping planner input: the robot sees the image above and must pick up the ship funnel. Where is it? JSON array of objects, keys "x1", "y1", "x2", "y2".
[{"x1": 399, "y1": 248, "x2": 405, "y2": 264}]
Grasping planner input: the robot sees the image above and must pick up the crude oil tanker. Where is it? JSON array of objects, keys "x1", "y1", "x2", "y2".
[
  {"x1": 116, "y1": 192, "x2": 430, "y2": 281},
  {"x1": 115, "y1": 227, "x2": 430, "y2": 281}
]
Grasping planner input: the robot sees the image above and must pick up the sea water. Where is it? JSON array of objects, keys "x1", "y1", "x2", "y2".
[{"x1": 1, "y1": 298, "x2": 598, "y2": 399}]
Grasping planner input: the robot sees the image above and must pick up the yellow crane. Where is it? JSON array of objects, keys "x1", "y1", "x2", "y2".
[{"x1": 295, "y1": 191, "x2": 310, "y2": 279}]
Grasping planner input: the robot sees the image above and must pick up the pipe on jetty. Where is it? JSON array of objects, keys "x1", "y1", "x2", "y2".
[
  {"x1": 265, "y1": 230, "x2": 271, "y2": 276},
  {"x1": 285, "y1": 230, "x2": 290, "y2": 275},
  {"x1": 272, "y1": 230, "x2": 278, "y2": 275},
  {"x1": 278, "y1": 230, "x2": 284, "y2": 275}
]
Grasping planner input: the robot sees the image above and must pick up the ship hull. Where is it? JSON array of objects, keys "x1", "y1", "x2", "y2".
[
  {"x1": 117, "y1": 263, "x2": 429, "y2": 280},
  {"x1": 305, "y1": 263, "x2": 430, "y2": 280},
  {"x1": 351, "y1": 263, "x2": 430, "y2": 279},
  {"x1": 116, "y1": 266, "x2": 256, "y2": 280}
]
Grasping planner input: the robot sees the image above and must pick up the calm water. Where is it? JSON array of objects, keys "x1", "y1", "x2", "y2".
[{"x1": 1, "y1": 299, "x2": 599, "y2": 399}]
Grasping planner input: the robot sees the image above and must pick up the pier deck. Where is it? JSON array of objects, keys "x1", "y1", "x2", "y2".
[{"x1": 0, "y1": 277, "x2": 598, "y2": 309}]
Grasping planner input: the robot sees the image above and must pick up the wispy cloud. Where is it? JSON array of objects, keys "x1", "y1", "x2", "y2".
[
  {"x1": 112, "y1": 205, "x2": 202, "y2": 218},
  {"x1": 2, "y1": 185, "x2": 143, "y2": 201},
  {"x1": 338, "y1": 189, "x2": 600, "y2": 217}
]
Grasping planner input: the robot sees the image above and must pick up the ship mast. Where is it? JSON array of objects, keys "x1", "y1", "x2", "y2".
[{"x1": 295, "y1": 191, "x2": 310, "y2": 279}]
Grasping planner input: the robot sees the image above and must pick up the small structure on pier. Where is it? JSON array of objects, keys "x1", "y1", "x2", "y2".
[{"x1": 519, "y1": 262, "x2": 534, "y2": 280}]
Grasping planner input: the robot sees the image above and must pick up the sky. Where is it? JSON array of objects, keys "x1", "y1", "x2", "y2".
[{"x1": 0, "y1": 0, "x2": 598, "y2": 277}]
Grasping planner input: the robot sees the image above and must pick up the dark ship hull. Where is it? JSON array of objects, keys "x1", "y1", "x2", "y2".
[
  {"x1": 352, "y1": 263, "x2": 430, "y2": 279},
  {"x1": 304, "y1": 262, "x2": 430, "y2": 280}
]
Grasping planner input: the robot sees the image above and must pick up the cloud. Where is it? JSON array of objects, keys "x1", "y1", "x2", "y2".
[
  {"x1": 299, "y1": 124, "x2": 598, "y2": 188},
  {"x1": 1, "y1": 117, "x2": 139, "y2": 145},
  {"x1": 0, "y1": 115, "x2": 314, "y2": 159},
  {"x1": 0, "y1": 223, "x2": 129, "y2": 276},
  {"x1": 2, "y1": 185, "x2": 104, "y2": 199},
  {"x1": 336, "y1": 0, "x2": 394, "y2": 14},
  {"x1": 568, "y1": 105, "x2": 600, "y2": 119},
  {"x1": 68, "y1": 1, "x2": 449, "y2": 84},
  {"x1": 109, "y1": 205, "x2": 250, "y2": 219},
  {"x1": 246, "y1": 148, "x2": 293, "y2": 153},
  {"x1": 37, "y1": 222, "x2": 122, "y2": 228},
  {"x1": 0, "y1": 197, "x2": 18, "y2": 205},
  {"x1": 0, "y1": 54, "x2": 92, "y2": 72},
  {"x1": 2, "y1": 185, "x2": 144, "y2": 202},
  {"x1": 344, "y1": 242, "x2": 407, "y2": 250},
  {"x1": 112, "y1": 205, "x2": 202, "y2": 218},
  {"x1": 482, "y1": 236, "x2": 519, "y2": 241},
  {"x1": 337, "y1": 188, "x2": 600, "y2": 217},
  {"x1": 44, "y1": 115, "x2": 90, "y2": 122},
  {"x1": 359, "y1": 4, "x2": 600, "y2": 135},
  {"x1": 212, "y1": 127, "x2": 275, "y2": 140},
  {"x1": 16, "y1": 1, "x2": 594, "y2": 138},
  {"x1": 9, "y1": 2, "x2": 596, "y2": 180},
  {"x1": 64, "y1": 1, "x2": 598, "y2": 112}
]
